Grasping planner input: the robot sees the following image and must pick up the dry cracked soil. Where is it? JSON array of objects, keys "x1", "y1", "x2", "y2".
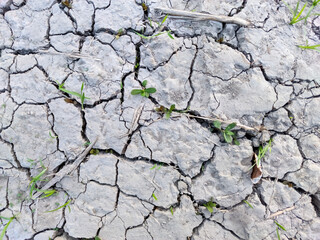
[{"x1": 0, "y1": 0, "x2": 320, "y2": 239}]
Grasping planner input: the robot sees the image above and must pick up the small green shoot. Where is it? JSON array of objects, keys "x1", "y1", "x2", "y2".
[
  {"x1": 150, "y1": 163, "x2": 163, "y2": 170},
  {"x1": 170, "y1": 206, "x2": 174, "y2": 215},
  {"x1": 49, "y1": 131, "x2": 57, "y2": 139},
  {"x1": 84, "y1": 142, "x2": 91, "y2": 146},
  {"x1": 0, "y1": 216, "x2": 15, "y2": 240},
  {"x1": 203, "y1": 200, "x2": 216, "y2": 213},
  {"x1": 152, "y1": 193, "x2": 158, "y2": 201},
  {"x1": 135, "y1": 14, "x2": 174, "y2": 40},
  {"x1": 115, "y1": 28, "x2": 123, "y2": 39},
  {"x1": 298, "y1": 44, "x2": 320, "y2": 52},
  {"x1": 281, "y1": 0, "x2": 320, "y2": 25},
  {"x1": 213, "y1": 121, "x2": 240, "y2": 145},
  {"x1": 95, "y1": 237, "x2": 101, "y2": 240},
  {"x1": 155, "y1": 104, "x2": 176, "y2": 119},
  {"x1": 249, "y1": 139, "x2": 272, "y2": 170},
  {"x1": 120, "y1": 82, "x2": 123, "y2": 89},
  {"x1": 243, "y1": 200, "x2": 254, "y2": 209},
  {"x1": 275, "y1": 221, "x2": 286, "y2": 240},
  {"x1": 45, "y1": 199, "x2": 72, "y2": 213},
  {"x1": 131, "y1": 80, "x2": 156, "y2": 98},
  {"x1": 56, "y1": 81, "x2": 90, "y2": 110},
  {"x1": 90, "y1": 149, "x2": 99, "y2": 155},
  {"x1": 29, "y1": 168, "x2": 48, "y2": 198}
]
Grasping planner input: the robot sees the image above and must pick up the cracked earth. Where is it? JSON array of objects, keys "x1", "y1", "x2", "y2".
[{"x1": 0, "y1": 0, "x2": 320, "y2": 239}]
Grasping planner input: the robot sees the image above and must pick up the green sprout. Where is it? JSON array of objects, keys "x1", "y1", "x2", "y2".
[
  {"x1": 0, "y1": 216, "x2": 16, "y2": 240},
  {"x1": 203, "y1": 200, "x2": 216, "y2": 213},
  {"x1": 275, "y1": 221, "x2": 286, "y2": 240},
  {"x1": 150, "y1": 163, "x2": 163, "y2": 170},
  {"x1": 152, "y1": 193, "x2": 158, "y2": 201},
  {"x1": 131, "y1": 80, "x2": 156, "y2": 97},
  {"x1": 243, "y1": 200, "x2": 254, "y2": 209},
  {"x1": 298, "y1": 43, "x2": 320, "y2": 52},
  {"x1": 170, "y1": 206, "x2": 174, "y2": 215},
  {"x1": 249, "y1": 139, "x2": 272, "y2": 170},
  {"x1": 281, "y1": 0, "x2": 320, "y2": 25},
  {"x1": 213, "y1": 121, "x2": 240, "y2": 145},
  {"x1": 89, "y1": 149, "x2": 99, "y2": 155},
  {"x1": 135, "y1": 14, "x2": 174, "y2": 40},
  {"x1": 45, "y1": 199, "x2": 72, "y2": 213},
  {"x1": 56, "y1": 81, "x2": 90, "y2": 110}
]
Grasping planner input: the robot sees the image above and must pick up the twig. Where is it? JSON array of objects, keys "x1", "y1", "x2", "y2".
[
  {"x1": 154, "y1": 7, "x2": 251, "y2": 26},
  {"x1": 32, "y1": 137, "x2": 98, "y2": 199},
  {"x1": 119, "y1": 104, "x2": 145, "y2": 138},
  {"x1": 171, "y1": 112, "x2": 260, "y2": 131},
  {"x1": 37, "y1": 49, "x2": 101, "y2": 61},
  {"x1": 268, "y1": 206, "x2": 295, "y2": 219}
]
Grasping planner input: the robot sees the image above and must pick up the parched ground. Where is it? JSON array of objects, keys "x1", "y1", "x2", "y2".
[{"x1": 0, "y1": 0, "x2": 320, "y2": 239}]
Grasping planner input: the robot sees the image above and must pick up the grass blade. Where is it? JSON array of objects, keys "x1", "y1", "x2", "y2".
[
  {"x1": 275, "y1": 221, "x2": 286, "y2": 231},
  {"x1": 45, "y1": 199, "x2": 71, "y2": 213},
  {"x1": 0, "y1": 217, "x2": 15, "y2": 240}
]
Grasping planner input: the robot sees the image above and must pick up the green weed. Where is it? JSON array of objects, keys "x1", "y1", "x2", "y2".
[
  {"x1": 170, "y1": 206, "x2": 174, "y2": 215},
  {"x1": 56, "y1": 81, "x2": 90, "y2": 110},
  {"x1": 0, "y1": 216, "x2": 16, "y2": 240},
  {"x1": 203, "y1": 200, "x2": 216, "y2": 213},
  {"x1": 249, "y1": 139, "x2": 272, "y2": 170},
  {"x1": 89, "y1": 149, "x2": 99, "y2": 155},
  {"x1": 298, "y1": 43, "x2": 320, "y2": 52},
  {"x1": 45, "y1": 199, "x2": 71, "y2": 213},
  {"x1": 281, "y1": 0, "x2": 320, "y2": 24},
  {"x1": 152, "y1": 193, "x2": 158, "y2": 200},
  {"x1": 243, "y1": 200, "x2": 254, "y2": 209},
  {"x1": 275, "y1": 221, "x2": 286, "y2": 240},
  {"x1": 150, "y1": 163, "x2": 163, "y2": 170},
  {"x1": 131, "y1": 80, "x2": 156, "y2": 97},
  {"x1": 135, "y1": 14, "x2": 174, "y2": 40},
  {"x1": 213, "y1": 121, "x2": 240, "y2": 145}
]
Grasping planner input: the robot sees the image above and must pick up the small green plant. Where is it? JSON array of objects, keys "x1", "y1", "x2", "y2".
[
  {"x1": 0, "y1": 215, "x2": 16, "y2": 240},
  {"x1": 150, "y1": 163, "x2": 163, "y2": 170},
  {"x1": 115, "y1": 28, "x2": 123, "y2": 39},
  {"x1": 135, "y1": 14, "x2": 174, "y2": 40},
  {"x1": 45, "y1": 199, "x2": 71, "y2": 213},
  {"x1": 131, "y1": 80, "x2": 156, "y2": 97},
  {"x1": 89, "y1": 149, "x2": 99, "y2": 155},
  {"x1": 213, "y1": 121, "x2": 240, "y2": 145},
  {"x1": 170, "y1": 206, "x2": 174, "y2": 215},
  {"x1": 56, "y1": 81, "x2": 90, "y2": 110},
  {"x1": 95, "y1": 237, "x2": 101, "y2": 240},
  {"x1": 298, "y1": 43, "x2": 320, "y2": 52},
  {"x1": 275, "y1": 221, "x2": 286, "y2": 240},
  {"x1": 249, "y1": 139, "x2": 272, "y2": 170},
  {"x1": 152, "y1": 193, "x2": 158, "y2": 201},
  {"x1": 203, "y1": 200, "x2": 216, "y2": 213},
  {"x1": 243, "y1": 200, "x2": 254, "y2": 209},
  {"x1": 281, "y1": 0, "x2": 320, "y2": 25}
]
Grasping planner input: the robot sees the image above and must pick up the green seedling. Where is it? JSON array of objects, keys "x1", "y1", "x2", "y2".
[
  {"x1": 56, "y1": 81, "x2": 90, "y2": 110},
  {"x1": 213, "y1": 121, "x2": 240, "y2": 145},
  {"x1": 298, "y1": 43, "x2": 320, "y2": 52},
  {"x1": 243, "y1": 200, "x2": 254, "y2": 209},
  {"x1": 203, "y1": 200, "x2": 216, "y2": 213},
  {"x1": 170, "y1": 206, "x2": 174, "y2": 215},
  {"x1": 150, "y1": 163, "x2": 163, "y2": 170},
  {"x1": 49, "y1": 131, "x2": 57, "y2": 140},
  {"x1": 249, "y1": 139, "x2": 272, "y2": 170},
  {"x1": 135, "y1": 14, "x2": 174, "y2": 40},
  {"x1": 155, "y1": 104, "x2": 179, "y2": 119},
  {"x1": 152, "y1": 193, "x2": 158, "y2": 200},
  {"x1": 115, "y1": 28, "x2": 123, "y2": 39},
  {"x1": 29, "y1": 167, "x2": 47, "y2": 198},
  {"x1": 0, "y1": 216, "x2": 16, "y2": 240},
  {"x1": 275, "y1": 221, "x2": 286, "y2": 240},
  {"x1": 95, "y1": 237, "x2": 101, "y2": 240},
  {"x1": 120, "y1": 82, "x2": 124, "y2": 89},
  {"x1": 90, "y1": 149, "x2": 99, "y2": 155},
  {"x1": 131, "y1": 80, "x2": 156, "y2": 97},
  {"x1": 84, "y1": 142, "x2": 91, "y2": 146},
  {"x1": 134, "y1": 63, "x2": 140, "y2": 69},
  {"x1": 45, "y1": 199, "x2": 71, "y2": 213},
  {"x1": 281, "y1": 0, "x2": 320, "y2": 25}
]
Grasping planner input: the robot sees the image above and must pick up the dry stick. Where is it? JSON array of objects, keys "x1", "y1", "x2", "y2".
[
  {"x1": 119, "y1": 104, "x2": 145, "y2": 138},
  {"x1": 154, "y1": 7, "x2": 251, "y2": 27},
  {"x1": 37, "y1": 49, "x2": 101, "y2": 61},
  {"x1": 268, "y1": 206, "x2": 295, "y2": 219},
  {"x1": 171, "y1": 112, "x2": 260, "y2": 131},
  {"x1": 32, "y1": 137, "x2": 99, "y2": 199}
]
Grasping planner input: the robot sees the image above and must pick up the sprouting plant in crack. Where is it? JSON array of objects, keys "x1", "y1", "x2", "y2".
[
  {"x1": 56, "y1": 81, "x2": 90, "y2": 110},
  {"x1": 155, "y1": 104, "x2": 176, "y2": 119},
  {"x1": 135, "y1": 14, "x2": 174, "y2": 40},
  {"x1": 115, "y1": 28, "x2": 124, "y2": 39},
  {"x1": 152, "y1": 193, "x2": 158, "y2": 201},
  {"x1": 131, "y1": 80, "x2": 156, "y2": 97},
  {"x1": 298, "y1": 43, "x2": 320, "y2": 52},
  {"x1": 29, "y1": 166, "x2": 56, "y2": 199},
  {"x1": 281, "y1": 0, "x2": 320, "y2": 25},
  {"x1": 0, "y1": 215, "x2": 17, "y2": 240},
  {"x1": 203, "y1": 199, "x2": 216, "y2": 213},
  {"x1": 275, "y1": 220, "x2": 286, "y2": 240},
  {"x1": 90, "y1": 149, "x2": 99, "y2": 155},
  {"x1": 45, "y1": 199, "x2": 71, "y2": 213},
  {"x1": 213, "y1": 121, "x2": 240, "y2": 145},
  {"x1": 243, "y1": 200, "x2": 254, "y2": 209},
  {"x1": 249, "y1": 139, "x2": 272, "y2": 170},
  {"x1": 150, "y1": 163, "x2": 163, "y2": 170}
]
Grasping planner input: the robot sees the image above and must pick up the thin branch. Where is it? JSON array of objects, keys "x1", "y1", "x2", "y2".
[
  {"x1": 154, "y1": 7, "x2": 251, "y2": 26},
  {"x1": 37, "y1": 50, "x2": 101, "y2": 61},
  {"x1": 268, "y1": 206, "x2": 295, "y2": 219}
]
